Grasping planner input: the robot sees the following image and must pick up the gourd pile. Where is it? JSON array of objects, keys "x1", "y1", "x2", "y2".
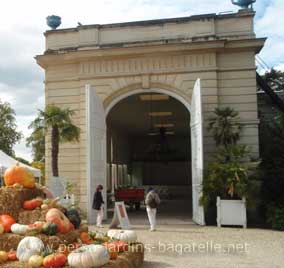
[{"x1": 0, "y1": 165, "x2": 144, "y2": 268}]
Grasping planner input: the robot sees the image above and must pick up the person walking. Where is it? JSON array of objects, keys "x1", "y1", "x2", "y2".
[
  {"x1": 145, "y1": 187, "x2": 160, "y2": 231},
  {"x1": 92, "y1": 184, "x2": 104, "y2": 228}
]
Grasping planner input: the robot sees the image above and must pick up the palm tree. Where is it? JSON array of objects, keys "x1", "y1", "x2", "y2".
[
  {"x1": 29, "y1": 105, "x2": 80, "y2": 177},
  {"x1": 208, "y1": 107, "x2": 241, "y2": 148}
]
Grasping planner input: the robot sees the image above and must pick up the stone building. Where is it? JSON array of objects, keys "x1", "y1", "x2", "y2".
[{"x1": 36, "y1": 9, "x2": 265, "y2": 225}]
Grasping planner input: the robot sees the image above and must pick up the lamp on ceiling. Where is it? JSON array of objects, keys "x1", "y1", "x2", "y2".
[{"x1": 146, "y1": 93, "x2": 175, "y2": 162}]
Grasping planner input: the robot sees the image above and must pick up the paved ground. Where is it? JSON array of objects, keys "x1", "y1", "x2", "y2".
[{"x1": 93, "y1": 201, "x2": 284, "y2": 268}]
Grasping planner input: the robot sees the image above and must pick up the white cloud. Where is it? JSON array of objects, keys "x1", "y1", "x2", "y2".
[
  {"x1": 0, "y1": 0, "x2": 282, "y2": 161},
  {"x1": 255, "y1": 0, "x2": 284, "y2": 68}
]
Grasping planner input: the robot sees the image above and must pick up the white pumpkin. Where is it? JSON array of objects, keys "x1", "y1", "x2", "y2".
[
  {"x1": 0, "y1": 223, "x2": 4, "y2": 234},
  {"x1": 28, "y1": 255, "x2": 43, "y2": 268},
  {"x1": 11, "y1": 223, "x2": 29, "y2": 235},
  {"x1": 68, "y1": 245, "x2": 109, "y2": 268},
  {"x1": 16, "y1": 236, "x2": 44, "y2": 262},
  {"x1": 107, "y1": 229, "x2": 137, "y2": 243}
]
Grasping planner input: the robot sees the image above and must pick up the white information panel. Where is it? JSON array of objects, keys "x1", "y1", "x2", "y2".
[{"x1": 115, "y1": 202, "x2": 131, "y2": 230}]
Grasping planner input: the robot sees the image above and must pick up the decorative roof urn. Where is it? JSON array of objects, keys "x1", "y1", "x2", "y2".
[
  {"x1": 46, "y1": 15, "x2": 61, "y2": 30},
  {"x1": 231, "y1": 0, "x2": 256, "y2": 9}
]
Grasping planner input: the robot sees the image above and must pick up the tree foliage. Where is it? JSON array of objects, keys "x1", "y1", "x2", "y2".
[
  {"x1": 26, "y1": 121, "x2": 45, "y2": 162},
  {"x1": 0, "y1": 100, "x2": 22, "y2": 156},
  {"x1": 29, "y1": 105, "x2": 80, "y2": 177},
  {"x1": 262, "y1": 68, "x2": 284, "y2": 91},
  {"x1": 208, "y1": 107, "x2": 242, "y2": 148},
  {"x1": 260, "y1": 113, "x2": 284, "y2": 206}
]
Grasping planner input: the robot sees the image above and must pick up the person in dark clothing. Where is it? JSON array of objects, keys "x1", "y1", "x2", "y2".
[{"x1": 92, "y1": 184, "x2": 104, "y2": 227}]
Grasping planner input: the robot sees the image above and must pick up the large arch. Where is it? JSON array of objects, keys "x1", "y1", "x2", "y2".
[
  {"x1": 85, "y1": 80, "x2": 204, "y2": 226},
  {"x1": 104, "y1": 87, "x2": 192, "y2": 116}
]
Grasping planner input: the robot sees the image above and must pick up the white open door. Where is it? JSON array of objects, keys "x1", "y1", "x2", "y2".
[
  {"x1": 86, "y1": 85, "x2": 107, "y2": 224},
  {"x1": 191, "y1": 79, "x2": 205, "y2": 225}
]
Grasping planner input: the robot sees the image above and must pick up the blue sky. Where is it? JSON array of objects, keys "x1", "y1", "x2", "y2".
[{"x1": 0, "y1": 0, "x2": 283, "y2": 161}]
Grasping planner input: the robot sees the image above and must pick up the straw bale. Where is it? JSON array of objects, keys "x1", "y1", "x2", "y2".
[
  {"x1": 0, "y1": 230, "x2": 81, "y2": 252},
  {"x1": 17, "y1": 209, "x2": 47, "y2": 224},
  {"x1": 0, "y1": 187, "x2": 44, "y2": 220},
  {"x1": 1, "y1": 243, "x2": 144, "y2": 268},
  {"x1": 105, "y1": 243, "x2": 144, "y2": 268}
]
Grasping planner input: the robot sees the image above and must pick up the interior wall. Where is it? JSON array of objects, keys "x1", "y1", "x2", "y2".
[{"x1": 107, "y1": 126, "x2": 131, "y2": 164}]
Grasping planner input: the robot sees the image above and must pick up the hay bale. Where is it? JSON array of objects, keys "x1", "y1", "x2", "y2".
[
  {"x1": 17, "y1": 209, "x2": 47, "y2": 224},
  {"x1": 0, "y1": 187, "x2": 44, "y2": 220},
  {"x1": 0, "y1": 234, "x2": 22, "y2": 251},
  {"x1": 1, "y1": 243, "x2": 144, "y2": 268},
  {"x1": 2, "y1": 261, "x2": 31, "y2": 268},
  {"x1": 104, "y1": 243, "x2": 144, "y2": 268},
  {"x1": 0, "y1": 231, "x2": 81, "y2": 252}
]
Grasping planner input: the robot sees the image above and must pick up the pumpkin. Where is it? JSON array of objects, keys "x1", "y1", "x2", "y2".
[
  {"x1": 28, "y1": 255, "x2": 43, "y2": 268},
  {"x1": 67, "y1": 245, "x2": 109, "y2": 268},
  {"x1": 4, "y1": 164, "x2": 35, "y2": 188},
  {"x1": 80, "y1": 232, "x2": 93, "y2": 244},
  {"x1": 7, "y1": 250, "x2": 17, "y2": 261},
  {"x1": 104, "y1": 241, "x2": 128, "y2": 253},
  {"x1": 65, "y1": 209, "x2": 81, "y2": 229},
  {"x1": 93, "y1": 232, "x2": 110, "y2": 243},
  {"x1": 27, "y1": 221, "x2": 44, "y2": 234},
  {"x1": 0, "y1": 214, "x2": 16, "y2": 232},
  {"x1": 23, "y1": 199, "x2": 43, "y2": 210},
  {"x1": 0, "y1": 223, "x2": 4, "y2": 234},
  {"x1": 41, "y1": 204, "x2": 49, "y2": 210},
  {"x1": 0, "y1": 251, "x2": 8, "y2": 263},
  {"x1": 11, "y1": 223, "x2": 29, "y2": 235},
  {"x1": 16, "y1": 236, "x2": 44, "y2": 262},
  {"x1": 12, "y1": 183, "x2": 23, "y2": 189},
  {"x1": 48, "y1": 198, "x2": 60, "y2": 208},
  {"x1": 107, "y1": 229, "x2": 137, "y2": 243},
  {"x1": 42, "y1": 253, "x2": 67, "y2": 268},
  {"x1": 46, "y1": 208, "x2": 73, "y2": 233},
  {"x1": 42, "y1": 222, "x2": 58, "y2": 236},
  {"x1": 43, "y1": 199, "x2": 51, "y2": 205},
  {"x1": 108, "y1": 250, "x2": 118, "y2": 260},
  {"x1": 42, "y1": 248, "x2": 54, "y2": 258}
]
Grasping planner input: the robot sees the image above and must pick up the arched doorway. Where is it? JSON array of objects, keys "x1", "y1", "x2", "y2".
[
  {"x1": 85, "y1": 80, "x2": 204, "y2": 225},
  {"x1": 107, "y1": 92, "x2": 191, "y2": 222}
]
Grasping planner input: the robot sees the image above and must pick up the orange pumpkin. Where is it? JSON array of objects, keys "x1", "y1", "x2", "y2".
[
  {"x1": 7, "y1": 250, "x2": 17, "y2": 261},
  {"x1": 108, "y1": 250, "x2": 118, "y2": 260},
  {"x1": 4, "y1": 164, "x2": 35, "y2": 189},
  {"x1": 0, "y1": 215, "x2": 16, "y2": 232},
  {"x1": 46, "y1": 208, "x2": 73, "y2": 234},
  {"x1": 23, "y1": 199, "x2": 43, "y2": 210},
  {"x1": 80, "y1": 232, "x2": 93, "y2": 244},
  {"x1": 27, "y1": 221, "x2": 44, "y2": 234},
  {"x1": 42, "y1": 253, "x2": 67, "y2": 268},
  {"x1": 104, "y1": 241, "x2": 129, "y2": 253}
]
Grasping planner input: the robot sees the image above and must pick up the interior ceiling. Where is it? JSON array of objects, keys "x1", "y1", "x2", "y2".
[{"x1": 107, "y1": 93, "x2": 190, "y2": 136}]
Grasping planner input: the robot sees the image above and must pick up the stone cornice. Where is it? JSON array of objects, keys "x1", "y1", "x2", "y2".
[{"x1": 36, "y1": 38, "x2": 265, "y2": 69}]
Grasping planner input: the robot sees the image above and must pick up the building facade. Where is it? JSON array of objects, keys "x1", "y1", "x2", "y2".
[{"x1": 36, "y1": 9, "x2": 265, "y2": 224}]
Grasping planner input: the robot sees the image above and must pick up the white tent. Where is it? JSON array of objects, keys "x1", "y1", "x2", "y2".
[{"x1": 0, "y1": 150, "x2": 41, "y2": 177}]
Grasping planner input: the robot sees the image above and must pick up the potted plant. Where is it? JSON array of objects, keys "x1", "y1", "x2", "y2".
[{"x1": 200, "y1": 107, "x2": 258, "y2": 228}]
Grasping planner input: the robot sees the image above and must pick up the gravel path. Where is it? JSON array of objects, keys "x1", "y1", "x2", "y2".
[
  {"x1": 94, "y1": 224, "x2": 284, "y2": 268},
  {"x1": 137, "y1": 225, "x2": 284, "y2": 268}
]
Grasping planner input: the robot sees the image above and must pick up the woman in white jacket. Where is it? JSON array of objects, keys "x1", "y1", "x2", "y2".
[{"x1": 145, "y1": 187, "x2": 161, "y2": 231}]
